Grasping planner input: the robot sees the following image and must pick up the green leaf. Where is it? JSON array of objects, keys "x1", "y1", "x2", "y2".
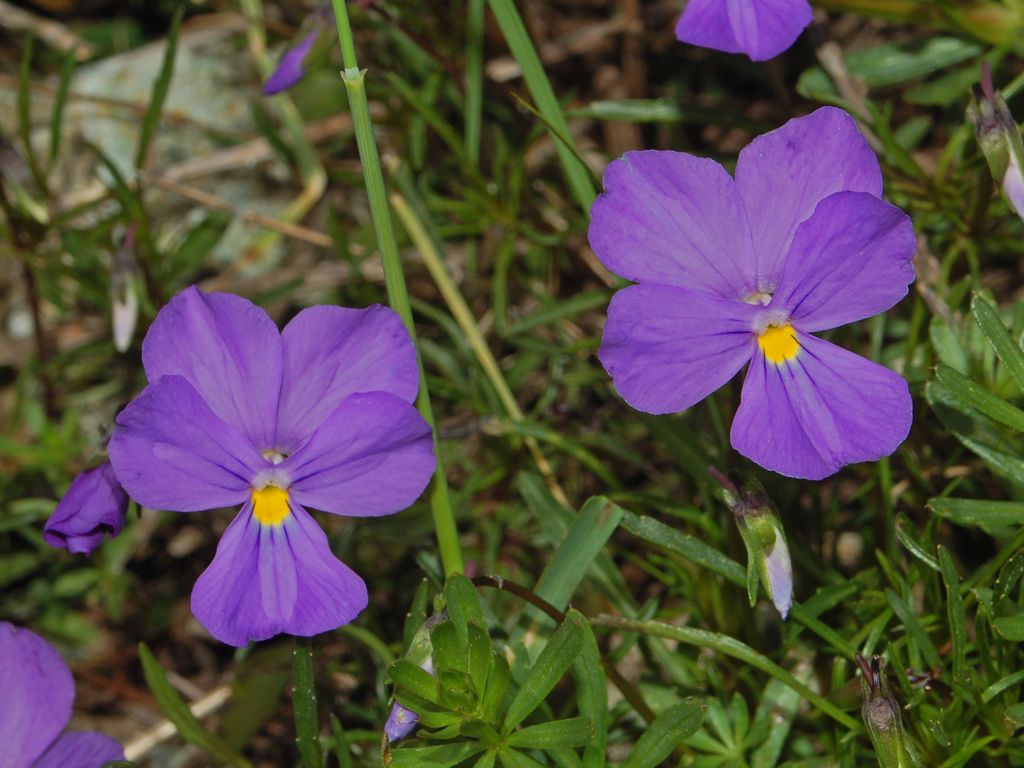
[
  {"x1": 505, "y1": 718, "x2": 593, "y2": 749},
  {"x1": 480, "y1": 652, "x2": 511, "y2": 722},
  {"x1": 485, "y1": 0, "x2": 596, "y2": 211},
  {"x1": 935, "y1": 364, "x2": 1024, "y2": 432},
  {"x1": 48, "y1": 49, "x2": 76, "y2": 170},
  {"x1": 432, "y1": 619, "x2": 467, "y2": 677},
  {"x1": 972, "y1": 295, "x2": 1024, "y2": 396},
  {"x1": 928, "y1": 498, "x2": 1024, "y2": 531},
  {"x1": 445, "y1": 573, "x2": 484, "y2": 649},
  {"x1": 389, "y1": 659, "x2": 440, "y2": 703},
  {"x1": 329, "y1": 715, "x2": 353, "y2": 768},
  {"x1": 884, "y1": 589, "x2": 942, "y2": 671},
  {"x1": 620, "y1": 700, "x2": 704, "y2": 768},
  {"x1": 798, "y1": 37, "x2": 983, "y2": 102},
  {"x1": 993, "y1": 613, "x2": 1024, "y2": 641},
  {"x1": 388, "y1": 742, "x2": 485, "y2": 768},
  {"x1": 496, "y1": 748, "x2": 547, "y2": 768},
  {"x1": 502, "y1": 611, "x2": 584, "y2": 730},
  {"x1": 137, "y1": 643, "x2": 252, "y2": 768},
  {"x1": 572, "y1": 618, "x2": 607, "y2": 768},
  {"x1": 1004, "y1": 702, "x2": 1024, "y2": 727},
  {"x1": 166, "y1": 211, "x2": 231, "y2": 279},
  {"x1": 895, "y1": 515, "x2": 939, "y2": 571},
  {"x1": 534, "y1": 496, "x2": 623, "y2": 612},
  {"x1": 937, "y1": 547, "x2": 967, "y2": 683},
  {"x1": 135, "y1": 6, "x2": 183, "y2": 169},
  {"x1": 467, "y1": 622, "x2": 495, "y2": 697},
  {"x1": 292, "y1": 641, "x2": 323, "y2": 768},
  {"x1": 621, "y1": 511, "x2": 745, "y2": 585}
]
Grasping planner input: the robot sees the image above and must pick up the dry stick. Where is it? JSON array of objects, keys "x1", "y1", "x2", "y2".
[
  {"x1": 471, "y1": 576, "x2": 658, "y2": 725},
  {"x1": 391, "y1": 192, "x2": 571, "y2": 508},
  {"x1": 0, "y1": 0, "x2": 94, "y2": 60},
  {"x1": 142, "y1": 173, "x2": 334, "y2": 248},
  {"x1": 123, "y1": 685, "x2": 232, "y2": 761}
]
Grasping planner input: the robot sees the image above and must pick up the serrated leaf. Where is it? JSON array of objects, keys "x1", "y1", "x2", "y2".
[{"x1": 621, "y1": 700, "x2": 704, "y2": 768}]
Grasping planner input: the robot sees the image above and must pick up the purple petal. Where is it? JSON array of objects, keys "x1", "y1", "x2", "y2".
[
  {"x1": 1004, "y1": 153, "x2": 1024, "y2": 220},
  {"x1": 772, "y1": 192, "x2": 916, "y2": 332},
  {"x1": 676, "y1": 0, "x2": 812, "y2": 61},
  {"x1": 736, "y1": 107, "x2": 883, "y2": 290},
  {"x1": 262, "y1": 27, "x2": 318, "y2": 95},
  {"x1": 142, "y1": 287, "x2": 283, "y2": 452},
  {"x1": 385, "y1": 701, "x2": 420, "y2": 743},
  {"x1": 598, "y1": 284, "x2": 758, "y2": 414},
  {"x1": 191, "y1": 502, "x2": 369, "y2": 646},
  {"x1": 44, "y1": 463, "x2": 129, "y2": 555},
  {"x1": 731, "y1": 332, "x2": 911, "y2": 479},
  {"x1": 108, "y1": 375, "x2": 265, "y2": 512},
  {"x1": 675, "y1": 0, "x2": 744, "y2": 55},
  {"x1": 589, "y1": 150, "x2": 758, "y2": 299},
  {"x1": 275, "y1": 305, "x2": 419, "y2": 453},
  {"x1": 283, "y1": 392, "x2": 435, "y2": 518},
  {"x1": 0, "y1": 622, "x2": 73, "y2": 768},
  {"x1": 33, "y1": 731, "x2": 124, "y2": 768}
]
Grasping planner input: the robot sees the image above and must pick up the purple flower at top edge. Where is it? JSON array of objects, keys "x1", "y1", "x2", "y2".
[
  {"x1": 106, "y1": 287, "x2": 436, "y2": 646},
  {"x1": 676, "y1": 0, "x2": 813, "y2": 61},
  {"x1": 590, "y1": 107, "x2": 915, "y2": 480},
  {"x1": 0, "y1": 622, "x2": 124, "y2": 768},
  {"x1": 44, "y1": 463, "x2": 129, "y2": 555},
  {"x1": 262, "y1": 7, "x2": 334, "y2": 95}
]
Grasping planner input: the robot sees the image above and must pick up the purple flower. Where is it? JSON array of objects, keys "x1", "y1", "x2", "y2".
[
  {"x1": 107, "y1": 286, "x2": 436, "y2": 646},
  {"x1": 676, "y1": 0, "x2": 812, "y2": 61},
  {"x1": 0, "y1": 622, "x2": 123, "y2": 768},
  {"x1": 44, "y1": 463, "x2": 129, "y2": 555},
  {"x1": 262, "y1": 9, "x2": 333, "y2": 95},
  {"x1": 591, "y1": 107, "x2": 915, "y2": 480}
]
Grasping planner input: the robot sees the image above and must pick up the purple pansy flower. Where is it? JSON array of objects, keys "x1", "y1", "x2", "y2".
[
  {"x1": 0, "y1": 623, "x2": 124, "y2": 768},
  {"x1": 676, "y1": 0, "x2": 813, "y2": 61},
  {"x1": 591, "y1": 107, "x2": 915, "y2": 480},
  {"x1": 106, "y1": 286, "x2": 436, "y2": 646},
  {"x1": 44, "y1": 463, "x2": 129, "y2": 555}
]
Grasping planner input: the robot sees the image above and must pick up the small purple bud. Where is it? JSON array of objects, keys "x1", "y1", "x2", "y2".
[
  {"x1": 710, "y1": 468, "x2": 793, "y2": 619},
  {"x1": 263, "y1": 27, "x2": 319, "y2": 95},
  {"x1": 384, "y1": 700, "x2": 419, "y2": 744},
  {"x1": 44, "y1": 463, "x2": 129, "y2": 555}
]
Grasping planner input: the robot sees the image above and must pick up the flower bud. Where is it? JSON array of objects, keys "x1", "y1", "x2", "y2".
[
  {"x1": 711, "y1": 469, "x2": 792, "y2": 619},
  {"x1": 384, "y1": 614, "x2": 442, "y2": 744},
  {"x1": 857, "y1": 654, "x2": 912, "y2": 768},
  {"x1": 262, "y1": 7, "x2": 335, "y2": 95},
  {"x1": 111, "y1": 224, "x2": 139, "y2": 353},
  {"x1": 968, "y1": 63, "x2": 1024, "y2": 221},
  {"x1": 43, "y1": 463, "x2": 129, "y2": 555}
]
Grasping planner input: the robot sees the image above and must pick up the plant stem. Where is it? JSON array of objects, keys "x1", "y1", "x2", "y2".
[
  {"x1": 329, "y1": 0, "x2": 462, "y2": 576},
  {"x1": 591, "y1": 614, "x2": 861, "y2": 731}
]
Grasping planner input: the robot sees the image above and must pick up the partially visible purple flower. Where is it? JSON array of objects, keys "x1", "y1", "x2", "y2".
[
  {"x1": 0, "y1": 622, "x2": 123, "y2": 768},
  {"x1": 591, "y1": 107, "x2": 915, "y2": 480},
  {"x1": 44, "y1": 463, "x2": 129, "y2": 555},
  {"x1": 676, "y1": 0, "x2": 812, "y2": 61},
  {"x1": 262, "y1": 9, "x2": 334, "y2": 95},
  {"x1": 969, "y1": 63, "x2": 1024, "y2": 222},
  {"x1": 386, "y1": 659, "x2": 435, "y2": 745},
  {"x1": 107, "y1": 287, "x2": 436, "y2": 646}
]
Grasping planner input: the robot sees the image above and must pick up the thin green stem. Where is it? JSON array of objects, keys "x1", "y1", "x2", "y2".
[
  {"x1": 591, "y1": 615, "x2": 861, "y2": 731},
  {"x1": 390, "y1": 192, "x2": 570, "y2": 507},
  {"x1": 329, "y1": 0, "x2": 462, "y2": 576},
  {"x1": 465, "y1": 0, "x2": 485, "y2": 164}
]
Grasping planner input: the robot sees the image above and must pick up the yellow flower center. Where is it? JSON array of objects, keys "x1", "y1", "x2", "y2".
[
  {"x1": 758, "y1": 324, "x2": 800, "y2": 364},
  {"x1": 252, "y1": 485, "x2": 290, "y2": 526}
]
